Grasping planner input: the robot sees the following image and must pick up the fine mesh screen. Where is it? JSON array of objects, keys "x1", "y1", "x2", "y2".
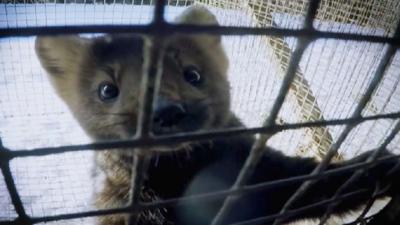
[
  {"x1": 0, "y1": 0, "x2": 399, "y2": 225},
  {"x1": 197, "y1": 0, "x2": 400, "y2": 160}
]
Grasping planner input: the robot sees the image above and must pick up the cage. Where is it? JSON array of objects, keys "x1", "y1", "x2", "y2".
[{"x1": 0, "y1": 0, "x2": 400, "y2": 225}]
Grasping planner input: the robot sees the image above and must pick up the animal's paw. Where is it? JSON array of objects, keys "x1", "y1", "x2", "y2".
[{"x1": 360, "y1": 149, "x2": 400, "y2": 197}]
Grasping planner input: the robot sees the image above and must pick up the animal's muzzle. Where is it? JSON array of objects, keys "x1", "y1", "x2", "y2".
[{"x1": 152, "y1": 97, "x2": 187, "y2": 134}]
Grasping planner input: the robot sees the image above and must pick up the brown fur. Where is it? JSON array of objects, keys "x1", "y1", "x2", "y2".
[
  {"x1": 36, "y1": 6, "x2": 230, "y2": 225},
  {"x1": 35, "y1": 5, "x2": 400, "y2": 225}
]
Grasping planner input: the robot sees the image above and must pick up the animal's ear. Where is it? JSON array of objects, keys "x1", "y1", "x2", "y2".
[
  {"x1": 35, "y1": 35, "x2": 89, "y2": 77},
  {"x1": 174, "y1": 5, "x2": 221, "y2": 44},
  {"x1": 175, "y1": 5, "x2": 219, "y2": 25}
]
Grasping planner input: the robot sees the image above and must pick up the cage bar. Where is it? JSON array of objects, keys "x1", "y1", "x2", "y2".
[
  {"x1": 1, "y1": 24, "x2": 400, "y2": 45},
  {"x1": 273, "y1": 17, "x2": 400, "y2": 225},
  {"x1": 127, "y1": 1, "x2": 167, "y2": 224},
  {"x1": 211, "y1": 1, "x2": 321, "y2": 223},
  {"x1": 230, "y1": 189, "x2": 370, "y2": 225},
  {"x1": 0, "y1": 139, "x2": 30, "y2": 225},
  {"x1": 0, "y1": 111, "x2": 397, "y2": 159},
  {"x1": 1, "y1": 152, "x2": 396, "y2": 224},
  {"x1": 1, "y1": 0, "x2": 400, "y2": 225},
  {"x1": 318, "y1": 119, "x2": 400, "y2": 225}
]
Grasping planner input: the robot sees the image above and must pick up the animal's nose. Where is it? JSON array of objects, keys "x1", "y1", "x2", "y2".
[{"x1": 152, "y1": 98, "x2": 187, "y2": 134}]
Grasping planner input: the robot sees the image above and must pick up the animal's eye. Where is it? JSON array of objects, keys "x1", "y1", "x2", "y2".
[
  {"x1": 98, "y1": 81, "x2": 119, "y2": 102},
  {"x1": 183, "y1": 66, "x2": 202, "y2": 86}
]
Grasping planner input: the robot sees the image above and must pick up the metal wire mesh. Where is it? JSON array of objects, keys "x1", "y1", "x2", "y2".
[{"x1": 0, "y1": 0, "x2": 400, "y2": 225}]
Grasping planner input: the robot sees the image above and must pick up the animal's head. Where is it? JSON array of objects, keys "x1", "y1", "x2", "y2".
[{"x1": 35, "y1": 6, "x2": 230, "y2": 147}]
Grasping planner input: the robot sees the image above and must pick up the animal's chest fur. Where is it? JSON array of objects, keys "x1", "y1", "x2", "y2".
[{"x1": 93, "y1": 130, "x2": 254, "y2": 225}]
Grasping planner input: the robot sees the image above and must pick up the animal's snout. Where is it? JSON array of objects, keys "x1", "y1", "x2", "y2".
[{"x1": 153, "y1": 98, "x2": 187, "y2": 134}]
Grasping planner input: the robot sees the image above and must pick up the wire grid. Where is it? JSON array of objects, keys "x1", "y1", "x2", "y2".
[
  {"x1": 203, "y1": 0, "x2": 400, "y2": 161},
  {"x1": 0, "y1": 0, "x2": 400, "y2": 225}
]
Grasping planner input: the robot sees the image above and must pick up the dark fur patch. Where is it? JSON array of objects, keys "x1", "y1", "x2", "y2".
[
  {"x1": 91, "y1": 35, "x2": 144, "y2": 64},
  {"x1": 35, "y1": 7, "x2": 399, "y2": 225}
]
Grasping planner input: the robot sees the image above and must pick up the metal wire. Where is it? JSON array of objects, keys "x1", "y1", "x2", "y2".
[
  {"x1": 210, "y1": 36, "x2": 313, "y2": 225},
  {"x1": 0, "y1": 111, "x2": 398, "y2": 158},
  {"x1": 1, "y1": 152, "x2": 398, "y2": 224},
  {"x1": 272, "y1": 17, "x2": 400, "y2": 225},
  {"x1": 0, "y1": 189, "x2": 370, "y2": 225},
  {"x1": 316, "y1": 20, "x2": 400, "y2": 225},
  {"x1": 210, "y1": 1, "x2": 322, "y2": 223},
  {"x1": 352, "y1": 152, "x2": 400, "y2": 225},
  {"x1": 2, "y1": 24, "x2": 400, "y2": 45},
  {"x1": 1, "y1": 0, "x2": 400, "y2": 224},
  {"x1": 230, "y1": 189, "x2": 370, "y2": 225},
  {"x1": 347, "y1": 183, "x2": 386, "y2": 225},
  {"x1": 0, "y1": 139, "x2": 30, "y2": 225},
  {"x1": 127, "y1": 152, "x2": 151, "y2": 225},
  {"x1": 318, "y1": 120, "x2": 400, "y2": 225},
  {"x1": 127, "y1": 1, "x2": 167, "y2": 224}
]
